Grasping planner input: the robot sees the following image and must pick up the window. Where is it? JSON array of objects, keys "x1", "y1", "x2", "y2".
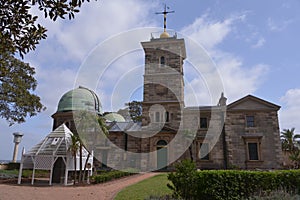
[
  {"x1": 246, "y1": 116, "x2": 255, "y2": 127},
  {"x1": 165, "y1": 112, "x2": 170, "y2": 122},
  {"x1": 200, "y1": 117, "x2": 208, "y2": 129},
  {"x1": 160, "y1": 56, "x2": 165, "y2": 66},
  {"x1": 199, "y1": 143, "x2": 209, "y2": 160},
  {"x1": 51, "y1": 138, "x2": 60, "y2": 145},
  {"x1": 248, "y1": 143, "x2": 259, "y2": 160},
  {"x1": 155, "y1": 112, "x2": 160, "y2": 122}
]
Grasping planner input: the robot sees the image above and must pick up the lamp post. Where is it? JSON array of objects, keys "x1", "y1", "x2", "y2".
[{"x1": 12, "y1": 132, "x2": 23, "y2": 163}]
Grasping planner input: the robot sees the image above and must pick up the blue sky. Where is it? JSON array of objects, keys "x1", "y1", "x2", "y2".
[{"x1": 1, "y1": 0, "x2": 300, "y2": 160}]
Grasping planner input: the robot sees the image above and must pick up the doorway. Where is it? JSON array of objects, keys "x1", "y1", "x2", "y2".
[{"x1": 156, "y1": 140, "x2": 168, "y2": 170}]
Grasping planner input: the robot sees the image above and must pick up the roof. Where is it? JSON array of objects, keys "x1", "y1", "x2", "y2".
[
  {"x1": 57, "y1": 86, "x2": 101, "y2": 113},
  {"x1": 227, "y1": 95, "x2": 280, "y2": 111},
  {"x1": 185, "y1": 106, "x2": 219, "y2": 111},
  {"x1": 108, "y1": 121, "x2": 142, "y2": 132},
  {"x1": 25, "y1": 124, "x2": 73, "y2": 156}
]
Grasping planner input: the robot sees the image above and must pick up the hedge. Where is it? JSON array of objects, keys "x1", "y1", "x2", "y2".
[
  {"x1": 168, "y1": 160, "x2": 300, "y2": 200},
  {"x1": 91, "y1": 170, "x2": 136, "y2": 184}
]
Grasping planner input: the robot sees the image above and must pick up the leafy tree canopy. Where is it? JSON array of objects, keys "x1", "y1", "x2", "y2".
[
  {"x1": 127, "y1": 101, "x2": 142, "y2": 122},
  {"x1": 0, "y1": 0, "x2": 95, "y2": 125},
  {"x1": 281, "y1": 128, "x2": 300, "y2": 151}
]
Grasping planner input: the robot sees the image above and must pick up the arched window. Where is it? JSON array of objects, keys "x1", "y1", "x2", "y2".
[
  {"x1": 160, "y1": 56, "x2": 165, "y2": 66},
  {"x1": 157, "y1": 140, "x2": 167, "y2": 146}
]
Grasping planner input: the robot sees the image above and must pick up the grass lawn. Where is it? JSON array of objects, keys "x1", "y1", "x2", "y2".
[
  {"x1": 114, "y1": 173, "x2": 172, "y2": 200},
  {"x1": 0, "y1": 169, "x2": 49, "y2": 178}
]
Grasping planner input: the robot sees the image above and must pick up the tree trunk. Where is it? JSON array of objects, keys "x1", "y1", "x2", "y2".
[
  {"x1": 73, "y1": 153, "x2": 77, "y2": 185},
  {"x1": 79, "y1": 144, "x2": 83, "y2": 183},
  {"x1": 82, "y1": 152, "x2": 91, "y2": 182}
]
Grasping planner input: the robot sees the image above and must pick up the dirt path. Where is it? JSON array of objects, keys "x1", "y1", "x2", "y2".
[{"x1": 0, "y1": 173, "x2": 158, "y2": 200}]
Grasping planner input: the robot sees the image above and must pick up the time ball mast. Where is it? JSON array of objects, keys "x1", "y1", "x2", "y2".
[{"x1": 155, "y1": 4, "x2": 175, "y2": 38}]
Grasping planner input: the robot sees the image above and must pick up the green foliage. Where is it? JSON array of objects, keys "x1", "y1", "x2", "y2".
[
  {"x1": 1, "y1": 0, "x2": 96, "y2": 125},
  {"x1": 0, "y1": 169, "x2": 49, "y2": 178},
  {"x1": 1, "y1": 0, "x2": 95, "y2": 56},
  {"x1": 6, "y1": 162, "x2": 22, "y2": 170},
  {"x1": 115, "y1": 174, "x2": 172, "y2": 200},
  {"x1": 281, "y1": 128, "x2": 300, "y2": 152},
  {"x1": 68, "y1": 134, "x2": 80, "y2": 184},
  {"x1": 0, "y1": 53, "x2": 45, "y2": 125},
  {"x1": 127, "y1": 101, "x2": 142, "y2": 122},
  {"x1": 168, "y1": 160, "x2": 300, "y2": 200},
  {"x1": 167, "y1": 160, "x2": 198, "y2": 199},
  {"x1": 91, "y1": 170, "x2": 135, "y2": 184},
  {"x1": 249, "y1": 190, "x2": 300, "y2": 200},
  {"x1": 281, "y1": 128, "x2": 300, "y2": 168}
]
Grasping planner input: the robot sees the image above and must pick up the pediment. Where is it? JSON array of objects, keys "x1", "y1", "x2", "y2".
[{"x1": 227, "y1": 95, "x2": 280, "y2": 111}]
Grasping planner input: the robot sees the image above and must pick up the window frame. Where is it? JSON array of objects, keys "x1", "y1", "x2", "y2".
[
  {"x1": 246, "y1": 115, "x2": 255, "y2": 127},
  {"x1": 159, "y1": 56, "x2": 166, "y2": 66},
  {"x1": 243, "y1": 136, "x2": 262, "y2": 162},
  {"x1": 200, "y1": 117, "x2": 208, "y2": 129}
]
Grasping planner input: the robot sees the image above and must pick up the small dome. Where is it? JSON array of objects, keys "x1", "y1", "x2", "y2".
[
  {"x1": 104, "y1": 113, "x2": 126, "y2": 122},
  {"x1": 57, "y1": 86, "x2": 101, "y2": 113},
  {"x1": 160, "y1": 31, "x2": 170, "y2": 38}
]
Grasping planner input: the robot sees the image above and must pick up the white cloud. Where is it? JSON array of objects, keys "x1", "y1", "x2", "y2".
[
  {"x1": 251, "y1": 37, "x2": 266, "y2": 48},
  {"x1": 53, "y1": 0, "x2": 158, "y2": 61},
  {"x1": 267, "y1": 17, "x2": 294, "y2": 32},
  {"x1": 217, "y1": 56, "x2": 269, "y2": 102},
  {"x1": 26, "y1": 0, "x2": 159, "y2": 114},
  {"x1": 181, "y1": 15, "x2": 232, "y2": 50},
  {"x1": 181, "y1": 13, "x2": 269, "y2": 105},
  {"x1": 279, "y1": 88, "x2": 300, "y2": 131}
]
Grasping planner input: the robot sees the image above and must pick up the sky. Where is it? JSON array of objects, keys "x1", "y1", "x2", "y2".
[{"x1": 1, "y1": 0, "x2": 300, "y2": 160}]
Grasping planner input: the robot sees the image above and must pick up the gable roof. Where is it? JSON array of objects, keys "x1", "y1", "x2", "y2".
[{"x1": 227, "y1": 95, "x2": 280, "y2": 111}]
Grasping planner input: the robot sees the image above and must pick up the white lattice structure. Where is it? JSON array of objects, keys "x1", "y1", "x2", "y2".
[{"x1": 18, "y1": 124, "x2": 93, "y2": 185}]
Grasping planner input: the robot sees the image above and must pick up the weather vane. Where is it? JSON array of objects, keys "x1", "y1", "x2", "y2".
[{"x1": 155, "y1": 4, "x2": 175, "y2": 33}]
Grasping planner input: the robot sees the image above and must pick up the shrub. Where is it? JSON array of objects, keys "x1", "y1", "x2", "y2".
[
  {"x1": 167, "y1": 160, "x2": 198, "y2": 199},
  {"x1": 91, "y1": 170, "x2": 135, "y2": 184},
  {"x1": 168, "y1": 160, "x2": 300, "y2": 200},
  {"x1": 249, "y1": 190, "x2": 300, "y2": 200}
]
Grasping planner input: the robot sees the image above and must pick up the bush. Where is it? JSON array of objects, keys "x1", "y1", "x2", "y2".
[
  {"x1": 249, "y1": 190, "x2": 300, "y2": 200},
  {"x1": 91, "y1": 170, "x2": 135, "y2": 184},
  {"x1": 168, "y1": 160, "x2": 300, "y2": 200},
  {"x1": 167, "y1": 160, "x2": 198, "y2": 199}
]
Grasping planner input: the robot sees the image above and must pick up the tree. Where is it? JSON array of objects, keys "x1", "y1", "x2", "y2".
[
  {"x1": 0, "y1": 53, "x2": 45, "y2": 125},
  {"x1": 73, "y1": 111, "x2": 109, "y2": 183},
  {"x1": 281, "y1": 128, "x2": 300, "y2": 168},
  {"x1": 1, "y1": 0, "x2": 95, "y2": 125},
  {"x1": 289, "y1": 150, "x2": 300, "y2": 169},
  {"x1": 281, "y1": 128, "x2": 300, "y2": 152},
  {"x1": 69, "y1": 134, "x2": 80, "y2": 184},
  {"x1": 127, "y1": 101, "x2": 142, "y2": 122}
]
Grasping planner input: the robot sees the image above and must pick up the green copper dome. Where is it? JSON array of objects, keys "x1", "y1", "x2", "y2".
[
  {"x1": 104, "y1": 113, "x2": 126, "y2": 122},
  {"x1": 57, "y1": 86, "x2": 101, "y2": 113}
]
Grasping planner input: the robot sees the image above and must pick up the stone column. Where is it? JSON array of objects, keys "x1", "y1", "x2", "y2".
[{"x1": 12, "y1": 132, "x2": 23, "y2": 163}]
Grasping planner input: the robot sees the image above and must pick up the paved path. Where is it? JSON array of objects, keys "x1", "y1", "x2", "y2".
[{"x1": 0, "y1": 173, "x2": 158, "y2": 200}]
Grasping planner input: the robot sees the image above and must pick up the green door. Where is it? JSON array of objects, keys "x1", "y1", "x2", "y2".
[{"x1": 157, "y1": 140, "x2": 168, "y2": 170}]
